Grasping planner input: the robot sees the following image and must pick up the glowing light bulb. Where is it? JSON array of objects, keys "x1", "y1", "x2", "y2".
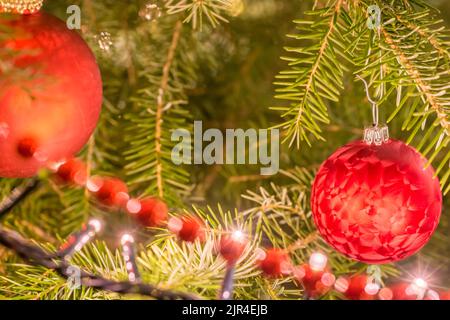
[
  {"x1": 364, "y1": 282, "x2": 380, "y2": 295},
  {"x1": 426, "y1": 290, "x2": 440, "y2": 300},
  {"x1": 254, "y1": 248, "x2": 266, "y2": 261},
  {"x1": 321, "y1": 273, "x2": 336, "y2": 287},
  {"x1": 378, "y1": 288, "x2": 393, "y2": 300},
  {"x1": 167, "y1": 217, "x2": 183, "y2": 233},
  {"x1": 126, "y1": 199, "x2": 142, "y2": 214},
  {"x1": 334, "y1": 277, "x2": 349, "y2": 293},
  {"x1": 413, "y1": 278, "x2": 428, "y2": 290},
  {"x1": 231, "y1": 230, "x2": 245, "y2": 242},
  {"x1": 86, "y1": 177, "x2": 102, "y2": 192},
  {"x1": 309, "y1": 252, "x2": 327, "y2": 271},
  {"x1": 88, "y1": 219, "x2": 102, "y2": 233},
  {"x1": 121, "y1": 233, "x2": 135, "y2": 245}
]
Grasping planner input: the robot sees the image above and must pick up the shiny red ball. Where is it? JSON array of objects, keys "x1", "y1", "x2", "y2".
[
  {"x1": 311, "y1": 139, "x2": 442, "y2": 264},
  {"x1": 134, "y1": 198, "x2": 168, "y2": 228},
  {"x1": 94, "y1": 178, "x2": 128, "y2": 207},
  {"x1": 258, "y1": 249, "x2": 291, "y2": 278},
  {"x1": 0, "y1": 13, "x2": 102, "y2": 177},
  {"x1": 219, "y1": 235, "x2": 247, "y2": 265}
]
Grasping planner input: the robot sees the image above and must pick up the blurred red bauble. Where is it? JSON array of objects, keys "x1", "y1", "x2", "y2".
[
  {"x1": 133, "y1": 198, "x2": 168, "y2": 228},
  {"x1": 0, "y1": 12, "x2": 102, "y2": 177},
  {"x1": 94, "y1": 178, "x2": 128, "y2": 207},
  {"x1": 311, "y1": 139, "x2": 442, "y2": 264},
  {"x1": 55, "y1": 158, "x2": 87, "y2": 185},
  {"x1": 169, "y1": 216, "x2": 205, "y2": 242},
  {"x1": 219, "y1": 232, "x2": 247, "y2": 265},
  {"x1": 257, "y1": 248, "x2": 291, "y2": 278}
]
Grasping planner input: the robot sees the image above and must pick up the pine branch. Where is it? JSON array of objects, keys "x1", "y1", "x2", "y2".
[
  {"x1": 273, "y1": 0, "x2": 349, "y2": 148},
  {"x1": 165, "y1": 0, "x2": 233, "y2": 29},
  {"x1": 155, "y1": 20, "x2": 183, "y2": 199}
]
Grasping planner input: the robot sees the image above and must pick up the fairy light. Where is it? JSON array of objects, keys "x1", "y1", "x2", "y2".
[
  {"x1": 321, "y1": 272, "x2": 336, "y2": 287},
  {"x1": 364, "y1": 282, "x2": 380, "y2": 296},
  {"x1": 58, "y1": 219, "x2": 102, "y2": 258},
  {"x1": 426, "y1": 289, "x2": 440, "y2": 300},
  {"x1": 231, "y1": 230, "x2": 244, "y2": 242},
  {"x1": 309, "y1": 252, "x2": 327, "y2": 271},
  {"x1": 378, "y1": 287, "x2": 393, "y2": 300},
  {"x1": 126, "y1": 199, "x2": 142, "y2": 214},
  {"x1": 121, "y1": 233, "x2": 141, "y2": 283},
  {"x1": 334, "y1": 277, "x2": 349, "y2": 293},
  {"x1": 167, "y1": 217, "x2": 183, "y2": 233},
  {"x1": 406, "y1": 278, "x2": 428, "y2": 299},
  {"x1": 86, "y1": 177, "x2": 103, "y2": 192},
  {"x1": 254, "y1": 248, "x2": 266, "y2": 261}
]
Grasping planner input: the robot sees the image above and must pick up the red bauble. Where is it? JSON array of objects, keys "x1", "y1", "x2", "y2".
[
  {"x1": 219, "y1": 233, "x2": 247, "y2": 265},
  {"x1": 55, "y1": 158, "x2": 87, "y2": 185},
  {"x1": 0, "y1": 13, "x2": 102, "y2": 177},
  {"x1": 311, "y1": 139, "x2": 442, "y2": 264},
  {"x1": 134, "y1": 198, "x2": 168, "y2": 228},
  {"x1": 94, "y1": 178, "x2": 128, "y2": 207},
  {"x1": 258, "y1": 248, "x2": 291, "y2": 278}
]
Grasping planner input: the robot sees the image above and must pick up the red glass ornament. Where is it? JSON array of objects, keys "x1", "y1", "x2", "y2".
[
  {"x1": 94, "y1": 178, "x2": 128, "y2": 207},
  {"x1": 0, "y1": 13, "x2": 102, "y2": 178},
  {"x1": 258, "y1": 248, "x2": 291, "y2": 278},
  {"x1": 55, "y1": 159, "x2": 87, "y2": 185},
  {"x1": 134, "y1": 198, "x2": 168, "y2": 228},
  {"x1": 294, "y1": 264, "x2": 334, "y2": 298},
  {"x1": 311, "y1": 139, "x2": 442, "y2": 264},
  {"x1": 219, "y1": 233, "x2": 247, "y2": 265}
]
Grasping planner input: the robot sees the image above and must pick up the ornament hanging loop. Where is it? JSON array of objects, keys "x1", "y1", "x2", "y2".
[{"x1": 356, "y1": 75, "x2": 389, "y2": 146}]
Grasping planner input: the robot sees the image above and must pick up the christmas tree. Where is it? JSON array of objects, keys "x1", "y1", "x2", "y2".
[{"x1": 0, "y1": 0, "x2": 449, "y2": 301}]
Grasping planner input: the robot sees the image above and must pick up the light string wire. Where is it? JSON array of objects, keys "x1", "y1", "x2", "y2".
[{"x1": 0, "y1": 180, "x2": 200, "y2": 300}]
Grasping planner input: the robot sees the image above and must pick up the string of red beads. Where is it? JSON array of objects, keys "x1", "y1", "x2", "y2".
[{"x1": 51, "y1": 157, "x2": 449, "y2": 300}]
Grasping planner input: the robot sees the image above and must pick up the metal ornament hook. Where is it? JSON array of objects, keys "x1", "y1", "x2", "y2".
[{"x1": 355, "y1": 75, "x2": 389, "y2": 146}]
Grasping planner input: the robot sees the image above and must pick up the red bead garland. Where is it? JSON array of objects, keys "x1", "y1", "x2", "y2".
[
  {"x1": 169, "y1": 216, "x2": 206, "y2": 242},
  {"x1": 55, "y1": 159, "x2": 87, "y2": 185},
  {"x1": 48, "y1": 157, "x2": 449, "y2": 299},
  {"x1": 133, "y1": 197, "x2": 168, "y2": 228},
  {"x1": 93, "y1": 177, "x2": 129, "y2": 207},
  {"x1": 219, "y1": 231, "x2": 247, "y2": 265},
  {"x1": 257, "y1": 248, "x2": 292, "y2": 278}
]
